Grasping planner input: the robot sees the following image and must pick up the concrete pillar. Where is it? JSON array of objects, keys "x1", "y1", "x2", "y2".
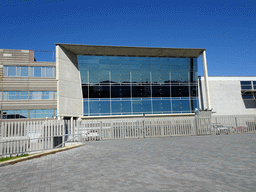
[
  {"x1": 202, "y1": 51, "x2": 211, "y2": 110},
  {"x1": 56, "y1": 45, "x2": 60, "y2": 117}
]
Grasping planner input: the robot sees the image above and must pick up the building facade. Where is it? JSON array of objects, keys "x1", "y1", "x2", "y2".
[
  {"x1": 56, "y1": 44, "x2": 207, "y2": 118},
  {"x1": 1, "y1": 44, "x2": 224, "y2": 120},
  {"x1": 0, "y1": 49, "x2": 57, "y2": 120},
  {"x1": 199, "y1": 76, "x2": 256, "y2": 115},
  {"x1": 79, "y1": 55, "x2": 198, "y2": 116}
]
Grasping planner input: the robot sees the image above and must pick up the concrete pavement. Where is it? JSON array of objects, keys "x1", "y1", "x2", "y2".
[{"x1": 0, "y1": 133, "x2": 255, "y2": 191}]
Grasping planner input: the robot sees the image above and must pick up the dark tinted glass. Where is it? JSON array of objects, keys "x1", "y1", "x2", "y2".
[
  {"x1": 111, "y1": 84, "x2": 131, "y2": 98},
  {"x1": 89, "y1": 85, "x2": 110, "y2": 98},
  {"x1": 132, "y1": 85, "x2": 151, "y2": 97},
  {"x1": 241, "y1": 85, "x2": 252, "y2": 90},
  {"x1": 152, "y1": 85, "x2": 170, "y2": 97},
  {"x1": 240, "y1": 81, "x2": 251, "y2": 85},
  {"x1": 242, "y1": 92, "x2": 254, "y2": 99},
  {"x1": 171, "y1": 86, "x2": 189, "y2": 97},
  {"x1": 190, "y1": 86, "x2": 198, "y2": 97},
  {"x1": 82, "y1": 85, "x2": 89, "y2": 98}
]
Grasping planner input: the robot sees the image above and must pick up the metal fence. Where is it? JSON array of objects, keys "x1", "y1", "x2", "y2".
[
  {"x1": 0, "y1": 115, "x2": 255, "y2": 157},
  {"x1": 211, "y1": 115, "x2": 256, "y2": 134}
]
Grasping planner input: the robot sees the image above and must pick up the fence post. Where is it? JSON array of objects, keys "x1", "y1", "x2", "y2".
[
  {"x1": 143, "y1": 113, "x2": 146, "y2": 138},
  {"x1": 194, "y1": 116, "x2": 198, "y2": 136},
  {"x1": 100, "y1": 121, "x2": 102, "y2": 141}
]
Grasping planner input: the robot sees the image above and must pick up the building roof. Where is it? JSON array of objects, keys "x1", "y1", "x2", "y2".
[{"x1": 55, "y1": 43, "x2": 205, "y2": 58}]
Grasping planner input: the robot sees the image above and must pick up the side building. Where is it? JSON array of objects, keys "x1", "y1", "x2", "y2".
[
  {"x1": 0, "y1": 49, "x2": 57, "y2": 120},
  {"x1": 199, "y1": 76, "x2": 256, "y2": 115}
]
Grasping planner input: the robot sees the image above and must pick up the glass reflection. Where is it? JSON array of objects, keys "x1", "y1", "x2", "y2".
[{"x1": 78, "y1": 55, "x2": 198, "y2": 116}]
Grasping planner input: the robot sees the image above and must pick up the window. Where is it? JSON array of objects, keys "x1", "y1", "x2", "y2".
[
  {"x1": 29, "y1": 109, "x2": 55, "y2": 118},
  {"x1": 8, "y1": 66, "x2": 16, "y2": 77},
  {"x1": 2, "y1": 110, "x2": 28, "y2": 119},
  {"x1": 21, "y1": 67, "x2": 28, "y2": 77},
  {"x1": 3, "y1": 91, "x2": 28, "y2": 100},
  {"x1": 242, "y1": 92, "x2": 254, "y2": 99},
  {"x1": 240, "y1": 81, "x2": 256, "y2": 100},
  {"x1": 30, "y1": 91, "x2": 55, "y2": 100},
  {"x1": 3, "y1": 91, "x2": 55, "y2": 100},
  {"x1": 30, "y1": 67, "x2": 55, "y2": 77},
  {"x1": 30, "y1": 91, "x2": 42, "y2": 100},
  {"x1": 3, "y1": 66, "x2": 28, "y2": 77},
  {"x1": 4, "y1": 66, "x2": 7, "y2": 76},
  {"x1": 240, "y1": 81, "x2": 252, "y2": 90}
]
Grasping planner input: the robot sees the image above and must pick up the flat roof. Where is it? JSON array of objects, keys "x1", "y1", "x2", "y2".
[{"x1": 55, "y1": 43, "x2": 205, "y2": 58}]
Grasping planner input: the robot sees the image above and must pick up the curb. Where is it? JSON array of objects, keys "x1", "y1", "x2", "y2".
[{"x1": 0, "y1": 143, "x2": 84, "y2": 167}]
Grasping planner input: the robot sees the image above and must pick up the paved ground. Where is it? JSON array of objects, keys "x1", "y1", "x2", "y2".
[{"x1": 0, "y1": 133, "x2": 255, "y2": 192}]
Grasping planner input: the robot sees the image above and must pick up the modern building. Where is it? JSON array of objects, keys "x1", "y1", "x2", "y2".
[
  {"x1": 56, "y1": 44, "x2": 210, "y2": 119},
  {"x1": 2, "y1": 44, "x2": 254, "y2": 120}
]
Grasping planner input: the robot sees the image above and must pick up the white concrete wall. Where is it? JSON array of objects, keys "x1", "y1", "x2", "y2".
[
  {"x1": 56, "y1": 45, "x2": 83, "y2": 117},
  {"x1": 199, "y1": 77, "x2": 256, "y2": 115}
]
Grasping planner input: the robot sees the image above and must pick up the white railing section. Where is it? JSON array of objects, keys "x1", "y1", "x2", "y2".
[{"x1": 0, "y1": 115, "x2": 255, "y2": 156}]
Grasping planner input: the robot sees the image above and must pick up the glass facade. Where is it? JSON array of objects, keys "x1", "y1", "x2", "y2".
[{"x1": 78, "y1": 55, "x2": 198, "y2": 116}]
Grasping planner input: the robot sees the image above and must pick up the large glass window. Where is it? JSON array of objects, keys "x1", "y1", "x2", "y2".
[{"x1": 78, "y1": 55, "x2": 198, "y2": 116}]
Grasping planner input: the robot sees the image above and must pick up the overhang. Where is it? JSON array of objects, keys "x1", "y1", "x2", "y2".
[{"x1": 55, "y1": 43, "x2": 205, "y2": 58}]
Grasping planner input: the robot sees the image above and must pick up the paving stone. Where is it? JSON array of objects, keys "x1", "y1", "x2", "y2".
[{"x1": 0, "y1": 134, "x2": 255, "y2": 191}]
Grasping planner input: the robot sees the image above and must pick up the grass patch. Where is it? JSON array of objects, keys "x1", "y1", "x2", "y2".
[{"x1": 0, "y1": 154, "x2": 29, "y2": 162}]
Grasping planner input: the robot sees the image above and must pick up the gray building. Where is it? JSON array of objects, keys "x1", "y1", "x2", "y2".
[
  {"x1": 199, "y1": 76, "x2": 256, "y2": 115},
  {"x1": 0, "y1": 49, "x2": 57, "y2": 120}
]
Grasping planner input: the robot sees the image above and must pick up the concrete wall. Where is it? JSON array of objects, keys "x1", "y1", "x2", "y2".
[
  {"x1": 199, "y1": 76, "x2": 256, "y2": 115},
  {"x1": 56, "y1": 45, "x2": 83, "y2": 117}
]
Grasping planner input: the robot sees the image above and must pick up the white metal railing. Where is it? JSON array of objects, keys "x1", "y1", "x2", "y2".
[{"x1": 1, "y1": 115, "x2": 255, "y2": 157}]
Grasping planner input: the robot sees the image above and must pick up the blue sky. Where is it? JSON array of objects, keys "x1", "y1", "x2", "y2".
[{"x1": 0, "y1": 0, "x2": 255, "y2": 76}]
